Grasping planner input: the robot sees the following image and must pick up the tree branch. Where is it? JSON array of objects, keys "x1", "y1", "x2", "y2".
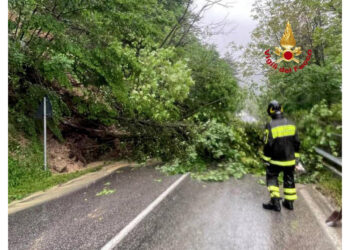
[{"x1": 160, "y1": 0, "x2": 192, "y2": 48}]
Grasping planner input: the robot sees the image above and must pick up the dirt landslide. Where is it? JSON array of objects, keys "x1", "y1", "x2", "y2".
[
  {"x1": 47, "y1": 125, "x2": 131, "y2": 173},
  {"x1": 47, "y1": 135, "x2": 84, "y2": 173}
]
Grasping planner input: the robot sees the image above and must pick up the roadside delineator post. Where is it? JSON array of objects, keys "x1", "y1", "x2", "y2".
[
  {"x1": 43, "y1": 96, "x2": 47, "y2": 170},
  {"x1": 35, "y1": 96, "x2": 53, "y2": 171}
]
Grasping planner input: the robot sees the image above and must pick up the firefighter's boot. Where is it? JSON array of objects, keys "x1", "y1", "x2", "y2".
[
  {"x1": 263, "y1": 198, "x2": 281, "y2": 212},
  {"x1": 282, "y1": 199, "x2": 294, "y2": 210}
]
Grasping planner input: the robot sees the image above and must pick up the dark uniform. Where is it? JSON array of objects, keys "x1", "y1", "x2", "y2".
[{"x1": 262, "y1": 101, "x2": 300, "y2": 211}]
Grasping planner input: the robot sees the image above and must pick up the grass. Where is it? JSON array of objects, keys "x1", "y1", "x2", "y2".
[
  {"x1": 8, "y1": 162, "x2": 105, "y2": 203},
  {"x1": 316, "y1": 171, "x2": 342, "y2": 207}
]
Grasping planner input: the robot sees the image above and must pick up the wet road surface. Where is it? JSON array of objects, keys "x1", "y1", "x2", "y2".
[
  {"x1": 8, "y1": 166, "x2": 179, "y2": 250},
  {"x1": 8, "y1": 167, "x2": 341, "y2": 250},
  {"x1": 130, "y1": 175, "x2": 340, "y2": 250}
]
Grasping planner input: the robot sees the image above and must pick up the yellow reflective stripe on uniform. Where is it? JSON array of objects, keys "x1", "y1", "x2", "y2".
[
  {"x1": 284, "y1": 194, "x2": 297, "y2": 200},
  {"x1": 261, "y1": 155, "x2": 271, "y2": 161},
  {"x1": 264, "y1": 129, "x2": 269, "y2": 144},
  {"x1": 270, "y1": 191, "x2": 280, "y2": 198},
  {"x1": 295, "y1": 153, "x2": 300, "y2": 158},
  {"x1": 268, "y1": 186, "x2": 280, "y2": 198},
  {"x1": 268, "y1": 186, "x2": 279, "y2": 192},
  {"x1": 269, "y1": 159, "x2": 296, "y2": 166},
  {"x1": 284, "y1": 188, "x2": 296, "y2": 194},
  {"x1": 271, "y1": 125, "x2": 296, "y2": 139}
]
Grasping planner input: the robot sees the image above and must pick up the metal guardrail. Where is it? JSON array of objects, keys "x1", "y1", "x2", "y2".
[{"x1": 315, "y1": 147, "x2": 342, "y2": 177}]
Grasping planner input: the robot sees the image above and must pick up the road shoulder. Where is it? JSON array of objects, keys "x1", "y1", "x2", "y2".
[
  {"x1": 297, "y1": 183, "x2": 342, "y2": 249},
  {"x1": 8, "y1": 160, "x2": 159, "y2": 215}
]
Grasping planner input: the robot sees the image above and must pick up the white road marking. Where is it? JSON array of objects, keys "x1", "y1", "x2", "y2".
[
  {"x1": 101, "y1": 173, "x2": 189, "y2": 250},
  {"x1": 299, "y1": 188, "x2": 342, "y2": 250}
]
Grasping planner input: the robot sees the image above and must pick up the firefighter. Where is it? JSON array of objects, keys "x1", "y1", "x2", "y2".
[{"x1": 262, "y1": 100, "x2": 300, "y2": 212}]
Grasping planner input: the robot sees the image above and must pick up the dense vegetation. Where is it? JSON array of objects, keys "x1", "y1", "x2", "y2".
[
  {"x1": 8, "y1": 0, "x2": 251, "y2": 201},
  {"x1": 8, "y1": 0, "x2": 341, "y2": 204}
]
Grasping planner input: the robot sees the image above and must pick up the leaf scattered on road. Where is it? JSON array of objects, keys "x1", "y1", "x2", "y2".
[
  {"x1": 104, "y1": 182, "x2": 111, "y2": 186},
  {"x1": 96, "y1": 188, "x2": 116, "y2": 196},
  {"x1": 154, "y1": 178, "x2": 162, "y2": 182},
  {"x1": 257, "y1": 179, "x2": 266, "y2": 185}
]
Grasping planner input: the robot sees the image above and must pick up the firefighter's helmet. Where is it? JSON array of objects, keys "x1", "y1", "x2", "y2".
[{"x1": 267, "y1": 100, "x2": 283, "y2": 116}]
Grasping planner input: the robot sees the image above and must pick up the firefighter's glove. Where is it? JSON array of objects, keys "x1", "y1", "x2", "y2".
[{"x1": 263, "y1": 161, "x2": 270, "y2": 167}]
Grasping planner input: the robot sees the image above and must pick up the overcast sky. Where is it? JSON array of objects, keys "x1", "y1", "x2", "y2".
[
  {"x1": 193, "y1": 0, "x2": 258, "y2": 56},
  {"x1": 192, "y1": 0, "x2": 264, "y2": 88}
]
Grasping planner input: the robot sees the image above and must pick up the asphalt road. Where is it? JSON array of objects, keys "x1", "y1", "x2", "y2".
[
  {"x1": 8, "y1": 166, "x2": 341, "y2": 250},
  {"x1": 8, "y1": 166, "x2": 179, "y2": 250},
  {"x1": 130, "y1": 175, "x2": 340, "y2": 250}
]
